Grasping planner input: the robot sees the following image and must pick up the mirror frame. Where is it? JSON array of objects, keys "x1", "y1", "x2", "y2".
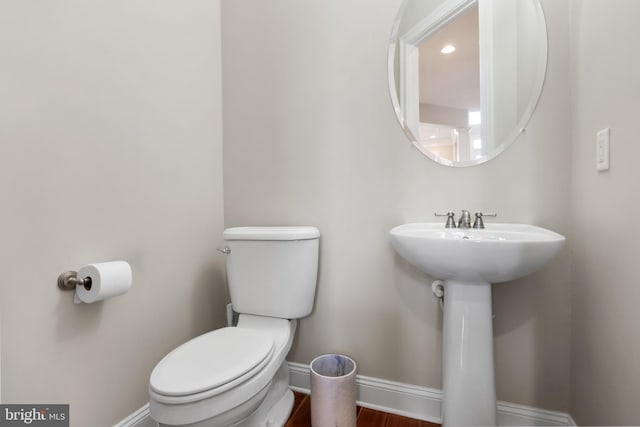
[{"x1": 388, "y1": 0, "x2": 548, "y2": 167}]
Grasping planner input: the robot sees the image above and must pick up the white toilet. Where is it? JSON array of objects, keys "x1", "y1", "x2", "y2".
[{"x1": 149, "y1": 226, "x2": 320, "y2": 427}]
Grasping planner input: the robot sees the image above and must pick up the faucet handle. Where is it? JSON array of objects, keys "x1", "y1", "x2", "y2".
[
  {"x1": 472, "y1": 212, "x2": 497, "y2": 229},
  {"x1": 434, "y1": 212, "x2": 457, "y2": 228}
]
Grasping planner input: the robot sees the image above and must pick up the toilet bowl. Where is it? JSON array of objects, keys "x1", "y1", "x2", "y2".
[
  {"x1": 150, "y1": 315, "x2": 296, "y2": 426},
  {"x1": 148, "y1": 226, "x2": 320, "y2": 427}
]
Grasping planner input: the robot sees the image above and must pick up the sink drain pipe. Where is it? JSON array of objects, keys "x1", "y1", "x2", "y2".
[
  {"x1": 431, "y1": 280, "x2": 444, "y2": 310},
  {"x1": 432, "y1": 280, "x2": 495, "y2": 318}
]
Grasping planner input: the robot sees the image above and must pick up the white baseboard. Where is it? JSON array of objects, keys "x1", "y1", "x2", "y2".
[
  {"x1": 114, "y1": 363, "x2": 577, "y2": 427},
  {"x1": 289, "y1": 362, "x2": 576, "y2": 427},
  {"x1": 113, "y1": 403, "x2": 156, "y2": 427}
]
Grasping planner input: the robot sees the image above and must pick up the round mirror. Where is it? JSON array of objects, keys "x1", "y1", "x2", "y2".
[{"x1": 388, "y1": 0, "x2": 548, "y2": 167}]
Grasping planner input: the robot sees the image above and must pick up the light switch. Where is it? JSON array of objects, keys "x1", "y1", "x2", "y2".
[{"x1": 596, "y1": 128, "x2": 610, "y2": 172}]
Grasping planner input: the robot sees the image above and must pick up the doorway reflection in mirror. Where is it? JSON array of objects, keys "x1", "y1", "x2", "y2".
[{"x1": 417, "y1": 3, "x2": 480, "y2": 164}]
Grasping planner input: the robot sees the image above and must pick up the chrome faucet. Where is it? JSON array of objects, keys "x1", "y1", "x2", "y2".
[
  {"x1": 436, "y1": 210, "x2": 497, "y2": 228},
  {"x1": 457, "y1": 210, "x2": 472, "y2": 228}
]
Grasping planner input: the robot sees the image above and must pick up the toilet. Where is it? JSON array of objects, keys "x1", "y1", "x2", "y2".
[{"x1": 148, "y1": 226, "x2": 320, "y2": 427}]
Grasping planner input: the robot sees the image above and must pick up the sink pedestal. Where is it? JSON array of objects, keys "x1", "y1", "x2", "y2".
[{"x1": 442, "y1": 280, "x2": 497, "y2": 427}]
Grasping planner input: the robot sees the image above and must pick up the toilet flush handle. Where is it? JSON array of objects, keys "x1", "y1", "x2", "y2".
[{"x1": 216, "y1": 247, "x2": 231, "y2": 255}]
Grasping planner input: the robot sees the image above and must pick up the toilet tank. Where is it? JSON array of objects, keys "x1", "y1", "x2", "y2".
[{"x1": 222, "y1": 226, "x2": 320, "y2": 319}]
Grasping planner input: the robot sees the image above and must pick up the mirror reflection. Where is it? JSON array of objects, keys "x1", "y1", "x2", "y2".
[
  {"x1": 418, "y1": 4, "x2": 480, "y2": 163},
  {"x1": 389, "y1": 0, "x2": 548, "y2": 167}
]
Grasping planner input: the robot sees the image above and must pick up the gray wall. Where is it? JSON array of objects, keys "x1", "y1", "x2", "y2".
[
  {"x1": 569, "y1": 0, "x2": 640, "y2": 424},
  {"x1": 0, "y1": 1, "x2": 226, "y2": 425},
  {"x1": 222, "y1": 0, "x2": 572, "y2": 412}
]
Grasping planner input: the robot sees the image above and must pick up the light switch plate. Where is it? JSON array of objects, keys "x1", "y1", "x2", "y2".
[{"x1": 596, "y1": 128, "x2": 610, "y2": 172}]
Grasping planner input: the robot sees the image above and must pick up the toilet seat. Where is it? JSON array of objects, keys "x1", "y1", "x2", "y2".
[
  {"x1": 150, "y1": 327, "x2": 275, "y2": 401},
  {"x1": 149, "y1": 316, "x2": 296, "y2": 426}
]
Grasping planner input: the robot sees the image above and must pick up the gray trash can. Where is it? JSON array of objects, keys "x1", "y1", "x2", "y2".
[{"x1": 310, "y1": 354, "x2": 357, "y2": 427}]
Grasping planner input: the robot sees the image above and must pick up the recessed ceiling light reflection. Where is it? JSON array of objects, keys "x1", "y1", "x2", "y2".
[{"x1": 441, "y1": 44, "x2": 456, "y2": 54}]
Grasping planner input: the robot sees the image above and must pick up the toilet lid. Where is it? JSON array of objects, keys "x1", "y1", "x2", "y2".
[{"x1": 149, "y1": 327, "x2": 275, "y2": 397}]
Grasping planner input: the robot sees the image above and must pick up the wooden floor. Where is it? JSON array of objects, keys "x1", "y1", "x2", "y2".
[{"x1": 285, "y1": 392, "x2": 440, "y2": 427}]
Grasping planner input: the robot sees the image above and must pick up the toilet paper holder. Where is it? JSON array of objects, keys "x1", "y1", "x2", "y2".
[{"x1": 58, "y1": 271, "x2": 92, "y2": 291}]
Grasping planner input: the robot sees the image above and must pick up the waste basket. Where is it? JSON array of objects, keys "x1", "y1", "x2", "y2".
[{"x1": 310, "y1": 354, "x2": 357, "y2": 427}]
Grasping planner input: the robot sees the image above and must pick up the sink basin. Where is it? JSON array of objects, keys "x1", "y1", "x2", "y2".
[
  {"x1": 390, "y1": 222, "x2": 565, "y2": 426},
  {"x1": 390, "y1": 222, "x2": 565, "y2": 283}
]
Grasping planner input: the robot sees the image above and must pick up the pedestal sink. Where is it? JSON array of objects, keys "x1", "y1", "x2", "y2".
[{"x1": 389, "y1": 223, "x2": 565, "y2": 426}]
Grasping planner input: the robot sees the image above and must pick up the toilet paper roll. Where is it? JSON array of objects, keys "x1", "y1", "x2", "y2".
[{"x1": 75, "y1": 261, "x2": 132, "y2": 304}]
